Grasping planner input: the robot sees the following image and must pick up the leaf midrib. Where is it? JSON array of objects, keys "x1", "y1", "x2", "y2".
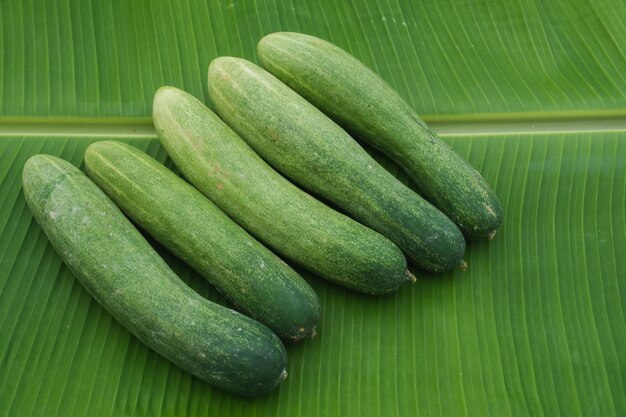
[{"x1": 1, "y1": 110, "x2": 625, "y2": 138}]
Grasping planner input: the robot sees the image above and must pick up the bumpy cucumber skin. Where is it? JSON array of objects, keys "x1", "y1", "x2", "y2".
[
  {"x1": 84, "y1": 141, "x2": 320, "y2": 342},
  {"x1": 257, "y1": 32, "x2": 502, "y2": 240},
  {"x1": 207, "y1": 58, "x2": 465, "y2": 272},
  {"x1": 153, "y1": 87, "x2": 411, "y2": 294},
  {"x1": 22, "y1": 155, "x2": 287, "y2": 397}
]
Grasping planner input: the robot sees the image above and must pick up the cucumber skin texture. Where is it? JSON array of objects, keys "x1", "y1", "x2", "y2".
[
  {"x1": 258, "y1": 32, "x2": 502, "y2": 240},
  {"x1": 22, "y1": 154, "x2": 287, "y2": 397},
  {"x1": 84, "y1": 141, "x2": 320, "y2": 342},
  {"x1": 207, "y1": 58, "x2": 465, "y2": 272},
  {"x1": 153, "y1": 86, "x2": 410, "y2": 294}
]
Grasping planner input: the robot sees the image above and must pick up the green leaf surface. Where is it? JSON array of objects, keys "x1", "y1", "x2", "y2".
[
  {"x1": 1, "y1": 0, "x2": 625, "y2": 416},
  {"x1": 1, "y1": 133, "x2": 625, "y2": 417},
  {"x1": 1, "y1": 0, "x2": 625, "y2": 117}
]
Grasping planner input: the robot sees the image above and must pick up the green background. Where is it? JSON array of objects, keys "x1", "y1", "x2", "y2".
[{"x1": 1, "y1": 0, "x2": 625, "y2": 416}]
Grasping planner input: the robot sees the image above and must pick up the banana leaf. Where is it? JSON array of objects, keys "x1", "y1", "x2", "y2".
[{"x1": 1, "y1": 0, "x2": 625, "y2": 416}]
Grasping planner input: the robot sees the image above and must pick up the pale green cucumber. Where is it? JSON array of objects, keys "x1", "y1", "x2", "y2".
[
  {"x1": 207, "y1": 58, "x2": 465, "y2": 272},
  {"x1": 153, "y1": 86, "x2": 412, "y2": 294},
  {"x1": 84, "y1": 140, "x2": 320, "y2": 341},
  {"x1": 257, "y1": 32, "x2": 502, "y2": 240},
  {"x1": 22, "y1": 154, "x2": 287, "y2": 396}
]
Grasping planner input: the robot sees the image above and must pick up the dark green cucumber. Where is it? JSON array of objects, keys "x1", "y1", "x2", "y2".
[
  {"x1": 257, "y1": 32, "x2": 502, "y2": 240},
  {"x1": 22, "y1": 154, "x2": 287, "y2": 397},
  {"x1": 207, "y1": 58, "x2": 465, "y2": 272},
  {"x1": 153, "y1": 86, "x2": 412, "y2": 294},
  {"x1": 84, "y1": 141, "x2": 319, "y2": 341}
]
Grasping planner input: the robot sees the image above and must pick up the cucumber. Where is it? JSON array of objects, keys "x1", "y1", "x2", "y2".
[
  {"x1": 22, "y1": 154, "x2": 287, "y2": 397},
  {"x1": 84, "y1": 141, "x2": 320, "y2": 341},
  {"x1": 257, "y1": 32, "x2": 502, "y2": 240},
  {"x1": 153, "y1": 86, "x2": 412, "y2": 294},
  {"x1": 207, "y1": 58, "x2": 465, "y2": 272}
]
